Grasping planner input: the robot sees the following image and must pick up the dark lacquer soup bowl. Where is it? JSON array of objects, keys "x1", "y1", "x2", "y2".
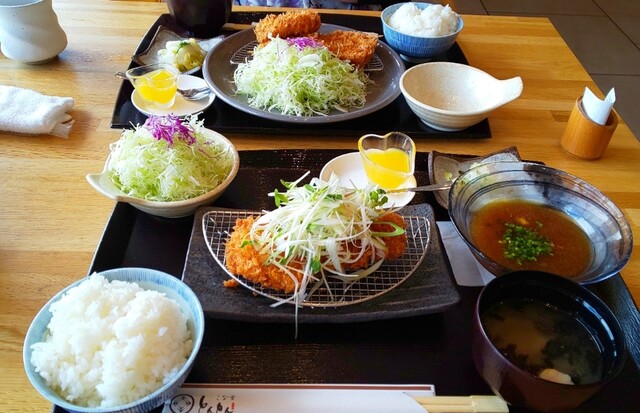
[
  {"x1": 448, "y1": 161, "x2": 633, "y2": 284},
  {"x1": 472, "y1": 271, "x2": 626, "y2": 412}
]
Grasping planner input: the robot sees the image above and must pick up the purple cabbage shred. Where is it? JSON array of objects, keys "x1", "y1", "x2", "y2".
[
  {"x1": 286, "y1": 37, "x2": 322, "y2": 51},
  {"x1": 143, "y1": 115, "x2": 196, "y2": 146}
]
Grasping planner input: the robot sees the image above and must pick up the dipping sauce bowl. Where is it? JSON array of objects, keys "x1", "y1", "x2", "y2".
[
  {"x1": 126, "y1": 63, "x2": 179, "y2": 109},
  {"x1": 358, "y1": 132, "x2": 416, "y2": 190},
  {"x1": 448, "y1": 161, "x2": 633, "y2": 284}
]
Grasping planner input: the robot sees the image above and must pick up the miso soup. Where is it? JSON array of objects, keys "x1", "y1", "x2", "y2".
[
  {"x1": 470, "y1": 199, "x2": 592, "y2": 278},
  {"x1": 481, "y1": 298, "x2": 603, "y2": 385}
]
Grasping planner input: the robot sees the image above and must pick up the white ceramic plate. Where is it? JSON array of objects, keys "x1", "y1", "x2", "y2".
[
  {"x1": 131, "y1": 74, "x2": 215, "y2": 117},
  {"x1": 319, "y1": 152, "x2": 416, "y2": 208}
]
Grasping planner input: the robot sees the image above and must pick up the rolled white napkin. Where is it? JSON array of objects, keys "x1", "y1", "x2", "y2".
[
  {"x1": 0, "y1": 85, "x2": 74, "y2": 138},
  {"x1": 582, "y1": 87, "x2": 615, "y2": 126},
  {"x1": 437, "y1": 221, "x2": 495, "y2": 287}
]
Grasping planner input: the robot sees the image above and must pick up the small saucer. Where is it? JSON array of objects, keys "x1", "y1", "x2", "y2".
[
  {"x1": 428, "y1": 146, "x2": 521, "y2": 209},
  {"x1": 319, "y1": 152, "x2": 416, "y2": 208},
  {"x1": 131, "y1": 74, "x2": 215, "y2": 117}
]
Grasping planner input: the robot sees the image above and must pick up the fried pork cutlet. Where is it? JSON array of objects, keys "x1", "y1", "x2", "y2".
[
  {"x1": 224, "y1": 213, "x2": 408, "y2": 293},
  {"x1": 224, "y1": 216, "x2": 303, "y2": 293},
  {"x1": 254, "y1": 10, "x2": 322, "y2": 44},
  {"x1": 312, "y1": 30, "x2": 379, "y2": 68}
]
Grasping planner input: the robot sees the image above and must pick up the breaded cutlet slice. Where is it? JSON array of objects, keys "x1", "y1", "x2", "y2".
[
  {"x1": 224, "y1": 216, "x2": 303, "y2": 293},
  {"x1": 312, "y1": 30, "x2": 379, "y2": 68},
  {"x1": 224, "y1": 213, "x2": 408, "y2": 293},
  {"x1": 254, "y1": 10, "x2": 321, "y2": 44}
]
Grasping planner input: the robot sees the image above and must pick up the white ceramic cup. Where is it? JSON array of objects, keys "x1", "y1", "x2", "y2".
[{"x1": 0, "y1": 0, "x2": 67, "y2": 64}]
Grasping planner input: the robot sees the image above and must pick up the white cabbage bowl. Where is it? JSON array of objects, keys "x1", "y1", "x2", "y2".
[{"x1": 86, "y1": 128, "x2": 239, "y2": 218}]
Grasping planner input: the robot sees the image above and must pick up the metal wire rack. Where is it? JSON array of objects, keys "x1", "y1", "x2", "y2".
[
  {"x1": 202, "y1": 209, "x2": 430, "y2": 307},
  {"x1": 229, "y1": 40, "x2": 385, "y2": 72}
]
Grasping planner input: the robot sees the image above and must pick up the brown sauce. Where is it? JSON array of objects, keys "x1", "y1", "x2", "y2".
[{"x1": 470, "y1": 199, "x2": 592, "y2": 278}]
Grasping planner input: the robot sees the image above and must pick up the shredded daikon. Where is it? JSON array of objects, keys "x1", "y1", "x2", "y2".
[
  {"x1": 248, "y1": 172, "x2": 403, "y2": 309},
  {"x1": 233, "y1": 37, "x2": 370, "y2": 116}
]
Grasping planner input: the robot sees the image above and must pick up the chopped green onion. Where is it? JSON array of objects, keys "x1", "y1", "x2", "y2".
[{"x1": 500, "y1": 221, "x2": 554, "y2": 265}]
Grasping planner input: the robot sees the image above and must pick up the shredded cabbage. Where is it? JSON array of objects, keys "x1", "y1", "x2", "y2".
[
  {"x1": 233, "y1": 37, "x2": 370, "y2": 116},
  {"x1": 249, "y1": 172, "x2": 403, "y2": 308},
  {"x1": 107, "y1": 115, "x2": 234, "y2": 202}
]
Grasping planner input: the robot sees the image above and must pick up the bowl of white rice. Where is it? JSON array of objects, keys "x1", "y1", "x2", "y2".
[
  {"x1": 23, "y1": 268, "x2": 205, "y2": 413},
  {"x1": 381, "y1": 2, "x2": 463, "y2": 60}
]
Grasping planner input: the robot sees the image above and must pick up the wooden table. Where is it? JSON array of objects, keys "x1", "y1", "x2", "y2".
[{"x1": 1, "y1": 1, "x2": 638, "y2": 411}]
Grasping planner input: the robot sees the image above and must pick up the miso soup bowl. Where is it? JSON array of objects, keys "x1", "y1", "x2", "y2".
[
  {"x1": 472, "y1": 271, "x2": 627, "y2": 412},
  {"x1": 448, "y1": 161, "x2": 633, "y2": 284}
]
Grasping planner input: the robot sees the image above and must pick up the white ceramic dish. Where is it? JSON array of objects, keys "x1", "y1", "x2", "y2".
[
  {"x1": 319, "y1": 152, "x2": 416, "y2": 208},
  {"x1": 86, "y1": 128, "x2": 239, "y2": 218},
  {"x1": 400, "y1": 62, "x2": 523, "y2": 131},
  {"x1": 131, "y1": 74, "x2": 214, "y2": 117}
]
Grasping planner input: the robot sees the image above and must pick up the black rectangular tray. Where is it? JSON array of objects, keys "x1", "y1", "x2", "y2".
[
  {"x1": 110, "y1": 12, "x2": 491, "y2": 139},
  {"x1": 183, "y1": 203, "x2": 460, "y2": 323},
  {"x1": 68, "y1": 149, "x2": 640, "y2": 413}
]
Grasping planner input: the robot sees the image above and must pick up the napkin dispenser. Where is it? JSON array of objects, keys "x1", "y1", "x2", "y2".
[{"x1": 561, "y1": 88, "x2": 618, "y2": 160}]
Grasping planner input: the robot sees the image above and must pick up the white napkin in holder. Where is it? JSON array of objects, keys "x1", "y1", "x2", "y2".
[
  {"x1": 0, "y1": 85, "x2": 74, "y2": 138},
  {"x1": 582, "y1": 87, "x2": 615, "y2": 126},
  {"x1": 561, "y1": 87, "x2": 618, "y2": 160}
]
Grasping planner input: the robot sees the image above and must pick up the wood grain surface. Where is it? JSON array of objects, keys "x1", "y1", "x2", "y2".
[{"x1": 1, "y1": 1, "x2": 638, "y2": 411}]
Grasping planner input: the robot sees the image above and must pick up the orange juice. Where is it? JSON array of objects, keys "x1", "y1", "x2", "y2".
[
  {"x1": 362, "y1": 147, "x2": 412, "y2": 189},
  {"x1": 133, "y1": 68, "x2": 178, "y2": 108}
]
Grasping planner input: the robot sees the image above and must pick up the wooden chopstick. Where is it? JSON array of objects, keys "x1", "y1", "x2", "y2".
[{"x1": 409, "y1": 395, "x2": 509, "y2": 413}]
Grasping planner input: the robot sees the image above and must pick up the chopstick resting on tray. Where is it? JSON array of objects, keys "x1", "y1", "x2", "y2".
[{"x1": 408, "y1": 395, "x2": 509, "y2": 413}]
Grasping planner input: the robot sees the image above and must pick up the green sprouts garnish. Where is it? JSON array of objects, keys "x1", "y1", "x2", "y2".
[
  {"x1": 273, "y1": 189, "x2": 288, "y2": 207},
  {"x1": 370, "y1": 189, "x2": 389, "y2": 207},
  {"x1": 250, "y1": 172, "x2": 404, "y2": 310},
  {"x1": 500, "y1": 221, "x2": 554, "y2": 265}
]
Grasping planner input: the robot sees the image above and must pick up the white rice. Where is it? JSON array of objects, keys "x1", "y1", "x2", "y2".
[
  {"x1": 388, "y1": 3, "x2": 458, "y2": 37},
  {"x1": 30, "y1": 274, "x2": 193, "y2": 408}
]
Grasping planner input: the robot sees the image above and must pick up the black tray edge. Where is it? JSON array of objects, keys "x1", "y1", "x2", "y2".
[{"x1": 109, "y1": 12, "x2": 492, "y2": 140}]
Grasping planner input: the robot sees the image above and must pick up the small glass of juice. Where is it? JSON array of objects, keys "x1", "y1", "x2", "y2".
[
  {"x1": 358, "y1": 132, "x2": 416, "y2": 190},
  {"x1": 126, "y1": 63, "x2": 179, "y2": 109}
]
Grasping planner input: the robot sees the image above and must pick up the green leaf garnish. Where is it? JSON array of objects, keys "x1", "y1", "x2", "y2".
[
  {"x1": 371, "y1": 222, "x2": 405, "y2": 237},
  {"x1": 273, "y1": 189, "x2": 288, "y2": 207}
]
